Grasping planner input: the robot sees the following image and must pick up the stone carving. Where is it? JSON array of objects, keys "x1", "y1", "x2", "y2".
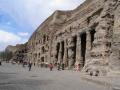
[
  {"x1": 67, "y1": 37, "x2": 75, "y2": 47},
  {"x1": 68, "y1": 47, "x2": 75, "y2": 69},
  {"x1": 84, "y1": 0, "x2": 117, "y2": 76},
  {"x1": 67, "y1": 37, "x2": 76, "y2": 69}
]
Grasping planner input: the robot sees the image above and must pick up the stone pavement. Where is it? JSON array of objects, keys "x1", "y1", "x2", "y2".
[
  {"x1": 0, "y1": 62, "x2": 110, "y2": 90},
  {"x1": 80, "y1": 72, "x2": 120, "y2": 90}
]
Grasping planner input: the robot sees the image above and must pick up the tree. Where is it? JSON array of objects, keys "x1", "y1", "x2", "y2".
[
  {"x1": 0, "y1": 51, "x2": 5, "y2": 61},
  {"x1": 0, "y1": 51, "x2": 13, "y2": 61}
]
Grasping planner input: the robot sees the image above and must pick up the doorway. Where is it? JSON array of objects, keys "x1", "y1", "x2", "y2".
[{"x1": 81, "y1": 33, "x2": 86, "y2": 67}]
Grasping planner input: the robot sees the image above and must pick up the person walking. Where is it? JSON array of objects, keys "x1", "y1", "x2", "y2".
[
  {"x1": 28, "y1": 61, "x2": 32, "y2": 71},
  {"x1": 49, "y1": 63, "x2": 53, "y2": 71},
  {"x1": 62, "y1": 63, "x2": 65, "y2": 70},
  {"x1": 22, "y1": 61, "x2": 26, "y2": 67},
  {"x1": 57, "y1": 63, "x2": 61, "y2": 71},
  {"x1": 0, "y1": 61, "x2": 2, "y2": 66}
]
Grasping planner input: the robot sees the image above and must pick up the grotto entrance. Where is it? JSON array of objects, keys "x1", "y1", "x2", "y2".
[
  {"x1": 56, "y1": 43, "x2": 60, "y2": 63},
  {"x1": 41, "y1": 57, "x2": 44, "y2": 62},
  {"x1": 81, "y1": 33, "x2": 86, "y2": 67},
  {"x1": 61, "y1": 41, "x2": 64, "y2": 63},
  {"x1": 73, "y1": 36, "x2": 77, "y2": 66},
  {"x1": 90, "y1": 29, "x2": 96, "y2": 49}
]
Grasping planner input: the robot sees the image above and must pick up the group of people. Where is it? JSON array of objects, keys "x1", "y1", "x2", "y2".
[
  {"x1": 21, "y1": 61, "x2": 33, "y2": 71},
  {"x1": 48, "y1": 63, "x2": 65, "y2": 71},
  {"x1": 49, "y1": 63, "x2": 81, "y2": 71},
  {"x1": 22, "y1": 61, "x2": 65, "y2": 71}
]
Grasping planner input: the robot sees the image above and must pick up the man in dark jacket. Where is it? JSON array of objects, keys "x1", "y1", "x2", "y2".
[{"x1": 28, "y1": 61, "x2": 32, "y2": 71}]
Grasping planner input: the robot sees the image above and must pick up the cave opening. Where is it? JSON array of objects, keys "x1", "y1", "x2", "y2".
[
  {"x1": 81, "y1": 33, "x2": 86, "y2": 67},
  {"x1": 61, "y1": 41, "x2": 64, "y2": 62},
  {"x1": 73, "y1": 36, "x2": 77, "y2": 66},
  {"x1": 90, "y1": 29, "x2": 96, "y2": 49},
  {"x1": 56, "y1": 43, "x2": 60, "y2": 62}
]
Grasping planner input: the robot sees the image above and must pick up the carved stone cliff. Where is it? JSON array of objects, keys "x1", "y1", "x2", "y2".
[{"x1": 8, "y1": 0, "x2": 120, "y2": 76}]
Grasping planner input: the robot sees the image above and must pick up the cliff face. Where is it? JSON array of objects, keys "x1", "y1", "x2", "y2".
[
  {"x1": 8, "y1": 0, "x2": 120, "y2": 76},
  {"x1": 6, "y1": 44, "x2": 27, "y2": 62},
  {"x1": 6, "y1": 45, "x2": 18, "y2": 54}
]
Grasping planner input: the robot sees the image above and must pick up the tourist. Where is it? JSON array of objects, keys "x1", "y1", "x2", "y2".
[
  {"x1": 34, "y1": 62, "x2": 35, "y2": 66},
  {"x1": 28, "y1": 61, "x2": 32, "y2": 71},
  {"x1": 41, "y1": 62, "x2": 43, "y2": 68},
  {"x1": 22, "y1": 61, "x2": 26, "y2": 67},
  {"x1": 76, "y1": 64, "x2": 80, "y2": 71},
  {"x1": 49, "y1": 63, "x2": 53, "y2": 71},
  {"x1": 62, "y1": 63, "x2": 65, "y2": 70},
  {"x1": 57, "y1": 63, "x2": 61, "y2": 71},
  {"x1": 0, "y1": 61, "x2": 2, "y2": 66}
]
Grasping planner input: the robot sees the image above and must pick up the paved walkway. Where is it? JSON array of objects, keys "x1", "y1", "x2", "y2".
[
  {"x1": 0, "y1": 62, "x2": 110, "y2": 90},
  {"x1": 80, "y1": 73, "x2": 120, "y2": 90}
]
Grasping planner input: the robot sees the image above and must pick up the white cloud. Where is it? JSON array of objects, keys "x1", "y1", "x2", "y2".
[
  {"x1": 18, "y1": 32, "x2": 29, "y2": 36},
  {"x1": 0, "y1": 29, "x2": 27, "y2": 51},
  {"x1": 0, "y1": 30, "x2": 21, "y2": 43},
  {"x1": 23, "y1": 0, "x2": 85, "y2": 28},
  {"x1": 0, "y1": 0, "x2": 85, "y2": 29},
  {"x1": 0, "y1": 0, "x2": 85, "y2": 50}
]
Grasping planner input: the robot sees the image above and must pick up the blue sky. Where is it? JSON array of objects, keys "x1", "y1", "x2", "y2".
[{"x1": 0, "y1": 0, "x2": 85, "y2": 51}]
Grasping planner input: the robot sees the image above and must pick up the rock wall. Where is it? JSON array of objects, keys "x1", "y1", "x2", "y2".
[
  {"x1": 6, "y1": 44, "x2": 27, "y2": 62},
  {"x1": 110, "y1": 0, "x2": 120, "y2": 72}
]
